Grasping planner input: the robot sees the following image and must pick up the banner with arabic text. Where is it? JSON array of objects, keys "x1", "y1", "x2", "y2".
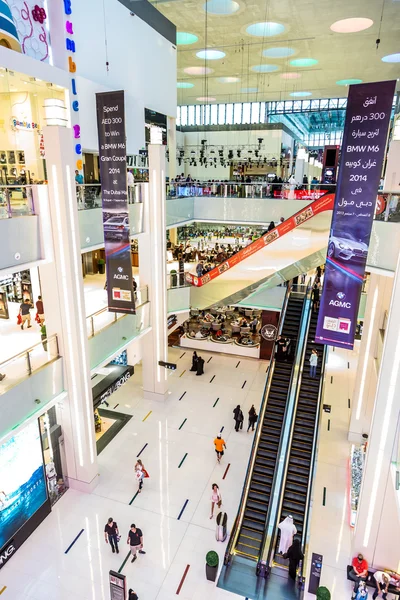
[{"x1": 316, "y1": 80, "x2": 395, "y2": 349}]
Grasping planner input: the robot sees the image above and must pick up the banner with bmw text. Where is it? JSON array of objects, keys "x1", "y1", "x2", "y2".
[
  {"x1": 316, "y1": 80, "x2": 395, "y2": 349},
  {"x1": 96, "y1": 90, "x2": 135, "y2": 314}
]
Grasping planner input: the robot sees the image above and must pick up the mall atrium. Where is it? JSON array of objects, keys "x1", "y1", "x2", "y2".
[{"x1": 0, "y1": 0, "x2": 399, "y2": 599}]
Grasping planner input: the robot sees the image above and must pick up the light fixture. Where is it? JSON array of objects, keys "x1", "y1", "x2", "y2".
[
  {"x1": 251, "y1": 64, "x2": 279, "y2": 73},
  {"x1": 44, "y1": 98, "x2": 68, "y2": 126},
  {"x1": 290, "y1": 58, "x2": 318, "y2": 67},
  {"x1": 382, "y1": 53, "x2": 400, "y2": 63},
  {"x1": 290, "y1": 91, "x2": 312, "y2": 97},
  {"x1": 330, "y1": 17, "x2": 373, "y2": 33},
  {"x1": 280, "y1": 72, "x2": 301, "y2": 80},
  {"x1": 336, "y1": 78, "x2": 363, "y2": 85},
  {"x1": 218, "y1": 76, "x2": 240, "y2": 83},
  {"x1": 246, "y1": 22, "x2": 285, "y2": 37},
  {"x1": 197, "y1": 96, "x2": 216, "y2": 101},
  {"x1": 176, "y1": 32, "x2": 199, "y2": 45},
  {"x1": 184, "y1": 66, "x2": 214, "y2": 75},
  {"x1": 196, "y1": 49, "x2": 226, "y2": 60},
  {"x1": 203, "y1": 0, "x2": 240, "y2": 14},
  {"x1": 263, "y1": 47, "x2": 295, "y2": 58},
  {"x1": 177, "y1": 82, "x2": 194, "y2": 88}
]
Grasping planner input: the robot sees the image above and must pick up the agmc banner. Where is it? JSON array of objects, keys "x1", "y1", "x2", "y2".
[
  {"x1": 96, "y1": 90, "x2": 135, "y2": 314},
  {"x1": 316, "y1": 80, "x2": 395, "y2": 349}
]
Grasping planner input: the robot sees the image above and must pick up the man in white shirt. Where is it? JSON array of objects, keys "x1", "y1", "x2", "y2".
[
  {"x1": 373, "y1": 571, "x2": 390, "y2": 599},
  {"x1": 127, "y1": 169, "x2": 134, "y2": 186}
]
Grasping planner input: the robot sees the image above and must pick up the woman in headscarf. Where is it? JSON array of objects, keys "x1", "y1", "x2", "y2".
[
  {"x1": 267, "y1": 221, "x2": 275, "y2": 232},
  {"x1": 190, "y1": 351, "x2": 198, "y2": 372},
  {"x1": 284, "y1": 539, "x2": 304, "y2": 580},
  {"x1": 247, "y1": 405, "x2": 258, "y2": 432},
  {"x1": 233, "y1": 405, "x2": 244, "y2": 432},
  {"x1": 196, "y1": 355, "x2": 204, "y2": 376}
]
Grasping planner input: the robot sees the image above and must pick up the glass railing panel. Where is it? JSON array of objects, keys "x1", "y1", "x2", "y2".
[
  {"x1": 76, "y1": 183, "x2": 146, "y2": 210},
  {"x1": 0, "y1": 185, "x2": 36, "y2": 219},
  {"x1": 86, "y1": 286, "x2": 148, "y2": 338}
]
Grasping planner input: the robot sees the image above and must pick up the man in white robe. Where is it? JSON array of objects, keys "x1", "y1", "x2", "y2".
[{"x1": 278, "y1": 515, "x2": 297, "y2": 554}]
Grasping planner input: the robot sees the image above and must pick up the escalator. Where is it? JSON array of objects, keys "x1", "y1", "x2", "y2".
[
  {"x1": 274, "y1": 307, "x2": 325, "y2": 557},
  {"x1": 235, "y1": 294, "x2": 305, "y2": 561}
]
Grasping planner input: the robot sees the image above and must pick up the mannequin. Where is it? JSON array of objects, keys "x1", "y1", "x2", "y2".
[{"x1": 278, "y1": 515, "x2": 297, "y2": 554}]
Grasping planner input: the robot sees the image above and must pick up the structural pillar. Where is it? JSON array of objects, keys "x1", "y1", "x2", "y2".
[
  {"x1": 353, "y1": 251, "x2": 400, "y2": 560},
  {"x1": 139, "y1": 144, "x2": 169, "y2": 401},
  {"x1": 169, "y1": 227, "x2": 178, "y2": 245},
  {"x1": 41, "y1": 125, "x2": 98, "y2": 492},
  {"x1": 167, "y1": 116, "x2": 177, "y2": 180}
]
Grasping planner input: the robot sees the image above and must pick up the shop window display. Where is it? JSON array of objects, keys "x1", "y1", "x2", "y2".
[{"x1": 39, "y1": 407, "x2": 68, "y2": 506}]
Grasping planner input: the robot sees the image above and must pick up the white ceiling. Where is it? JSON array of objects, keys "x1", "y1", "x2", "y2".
[{"x1": 152, "y1": 0, "x2": 400, "y2": 105}]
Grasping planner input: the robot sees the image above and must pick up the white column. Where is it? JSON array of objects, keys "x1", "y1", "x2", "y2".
[
  {"x1": 169, "y1": 227, "x2": 178, "y2": 245},
  {"x1": 353, "y1": 252, "x2": 400, "y2": 560},
  {"x1": 139, "y1": 144, "x2": 169, "y2": 401},
  {"x1": 41, "y1": 125, "x2": 98, "y2": 492},
  {"x1": 348, "y1": 274, "x2": 393, "y2": 442},
  {"x1": 167, "y1": 116, "x2": 177, "y2": 181}
]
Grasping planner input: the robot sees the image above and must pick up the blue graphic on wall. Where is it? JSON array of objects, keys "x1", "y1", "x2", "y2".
[{"x1": 0, "y1": 421, "x2": 47, "y2": 549}]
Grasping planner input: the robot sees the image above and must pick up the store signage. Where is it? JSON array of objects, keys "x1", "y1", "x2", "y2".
[
  {"x1": 260, "y1": 324, "x2": 277, "y2": 341},
  {"x1": 167, "y1": 314, "x2": 177, "y2": 329},
  {"x1": 109, "y1": 570, "x2": 126, "y2": 600},
  {"x1": 308, "y1": 552, "x2": 323, "y2": 594},
  {"x1": 93, "y1": 366, "x2": 134, "y2": 408},
  {"x1": 0, "y1": 542, "x2": 16, "y2": 568},
  {"x1": 316, "y1": 80, "x2": 396, "y2": 350},
  {"x1": 10, "y1": 118, "x2": 39, "y2": 131},
  {"x1": 186, "y1": 192, "x2": 335, "y2": 286},
  {"x1": 323, "y1": 404, "x2": 331, "y2": 413},
  {"x1": 96, "y1": 90, "x2": 135, "y2": 314},
  {"x1": 158, "y1": 360, "x2": 177, "y2": 371}
]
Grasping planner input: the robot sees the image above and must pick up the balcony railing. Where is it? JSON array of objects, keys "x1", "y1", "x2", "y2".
[
  {"x1": 167, "y1": 181, "x2": 333, "y2": 200},
  {"x1": 76, "y1": 183, "x2": 145, "y2": 210},
  {"x1": 86, "y1": 286, "x2": 149, "y2": 337},
  {"x1": 0, "y1": 185, "x2": 36, "y2": 219},
  {"x1": 0, "y1": 334, "x2": 60, "y2": 395}
]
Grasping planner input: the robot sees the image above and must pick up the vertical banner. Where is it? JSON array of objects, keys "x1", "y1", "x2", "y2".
[
  {"x1": 316, "y1": 80, "x2": 395, "y2": 349},
  {"x1": 308, "y1": 552, "x2": 323, "y2": 594},
  {"x1": 96, "y1": 91, "x2": 135, "y2": 314}
]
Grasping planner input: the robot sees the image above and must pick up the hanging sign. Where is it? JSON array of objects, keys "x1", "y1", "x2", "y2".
[
  {"x1": 316, "y1": 80, "x2": 396, "y2": 349},
  {"x1": 96, "y1": 90, "x2": 135, "y2": 314}
]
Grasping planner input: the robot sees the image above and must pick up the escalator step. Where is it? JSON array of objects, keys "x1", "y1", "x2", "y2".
[
  {"x1": 237, "y1": 536, "x2": 260, "y2": 553},
  {"x1": 247, "y1": 499, "x2": 267, "y2": 511},
  {"x1": 240, "y1": 527, "x2": 263, "y2": 542},
  {"x1": 244, "y1": 508, "x2": 267, "y2": 522},
  {"x1": 249, "y1": 490, "x2": 269, "y2": 503},
  {"x1": 242, "y1": 518, "x2": 265, "y2": 532}
]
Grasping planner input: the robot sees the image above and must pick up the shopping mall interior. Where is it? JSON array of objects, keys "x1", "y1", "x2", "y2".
[{"x1": 0, "y1": 1, "x2": 400, "y2": 599}]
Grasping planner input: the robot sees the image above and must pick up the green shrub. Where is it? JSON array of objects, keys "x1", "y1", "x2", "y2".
[
  {"x1": 316, "y1": 587, "x2": 331, "y2": 600},
  {"x1": 206, "y1": 551, "x2": 219, "y2": 567}
]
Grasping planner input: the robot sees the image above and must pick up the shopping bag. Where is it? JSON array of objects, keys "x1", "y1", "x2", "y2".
[
  {"x1": 35, "y1": 312, "x2": 40, "y2": 324},
  {"x1": 17, "y1": 313, "x2": 22, "y2": 325},
  {"x1": 143, "y1": 469, "x2": 149, "y2": 478}
]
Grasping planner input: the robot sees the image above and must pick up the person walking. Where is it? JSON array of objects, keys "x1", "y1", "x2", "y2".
[
  {"x1": 135, "y1": 459, "x2": 146, "y2": 493},
  {"x1": 312, "y1": 283, "x2": 320, "y2": 313},
  {"x1": 190, "y1": 351, "x2": 198, "y2": 372},
  {"x1": 283, "y1": 539, "x2": 304, "y2": 581},
  {"x1": 128, "y1": 590, "x2": 139, "y2": 600},
  {"x1": 36, "y1": 296, "x2": 45, "y2": 325},
  {"x1": 127, "y1": 524, "x2": 146, "y2": 563},
  {"x1": 214, "y1": 433, "x2": 226, "y2": 464},
  {"x1": 210, "y1": 483, "x2": 222, "y2": 519},
  {"x1": 309, "y1": 349, "x2": 318, "y2": 379},
  {"x1": 19, "y1": 297, "x2": 33, "y2": 330},
  {"x1": 104, "y1": 517, "x2": 120, "y2": 554},
  {"x1": 247, "y1": 405, "x2": 257, "y2": 432},
  {"x1": 233, "y1": 405, "x2": 243, "y2": 432},
  {"x1": 196, "y1": 355, "x2": 205, "y2": 376}
]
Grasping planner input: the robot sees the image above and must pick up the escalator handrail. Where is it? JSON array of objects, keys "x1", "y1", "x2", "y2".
[
  {"x1": 259, "y1": 283, "x2": 313, "y2": 567},
  {"x1": 298, "y1": 342, "x2": 328, "y2": 580},
  {"x1": 223, "y1": 282, "x2": 292, "y2": 564}
]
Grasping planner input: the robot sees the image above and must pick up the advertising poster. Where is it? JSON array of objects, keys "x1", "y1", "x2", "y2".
[
  {"x1": 316, "y1": 80, "x2": 395, "y2": 349},
  {"x1": 96, "y1": 91, "x2": 135, "y2": 314},
  {"x1": 0, "y1": 421, "x2": 48, "y2": 552}
]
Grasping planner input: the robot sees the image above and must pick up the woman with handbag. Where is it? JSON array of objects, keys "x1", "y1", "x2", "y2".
[
  {"x1": 247, "y1": 405, "x2": 258, "y2": 432},
  {"x1": 210, "y1": 483, "x2": 222, "y2": 519},
  {"x1": 135, "y1": 459, "x2": 149, "y2": 493}
]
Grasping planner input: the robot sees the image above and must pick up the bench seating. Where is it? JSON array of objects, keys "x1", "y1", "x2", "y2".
[{"x1": 347, "y1": 565, "x2": 400, "y2": 596}]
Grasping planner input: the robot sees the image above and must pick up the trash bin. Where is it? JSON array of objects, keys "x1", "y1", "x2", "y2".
[
  {"x1": 216, "y1": 511, "x2": 227, "y2": 542},
  {"x1": 170, "y1": 269, "x2": 177, "y2": 287}
]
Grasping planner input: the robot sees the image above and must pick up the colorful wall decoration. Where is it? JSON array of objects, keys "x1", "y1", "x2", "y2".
[{"x1": 5, "y1": 0, "x2": 51, "y2": 62}]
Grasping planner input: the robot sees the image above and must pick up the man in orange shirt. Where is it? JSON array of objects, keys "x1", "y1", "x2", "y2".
[
  {"x1": 214, "y1": 434, "x2": 226, "y2": 464},
  {"x1": 349, "y1": 553, "x2": 369, "y2": 597}
]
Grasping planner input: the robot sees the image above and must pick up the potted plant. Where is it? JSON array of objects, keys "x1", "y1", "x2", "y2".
[
  {"x1": 205, "y1": 550, "x2": 219, "y2": 581},
  {"x1": 316, "y1": 586, "x2": 331, "y2": 600},
  {"x1": 97, "y1": 258, "x2": 106, "y2": 274},
  {"x1": 40, "y1": 323, "x2": 47, "y2": 351}
]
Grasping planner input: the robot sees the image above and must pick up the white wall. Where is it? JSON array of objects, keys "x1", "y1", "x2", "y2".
[{"x1": 373, "y1": 466, "x2": 400, "y2": 569}]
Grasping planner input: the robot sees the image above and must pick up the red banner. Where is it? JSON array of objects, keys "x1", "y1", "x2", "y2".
[
  {"x1": 186, "y1": 193, "x2": 335, "y2": 287},
  {"x1": 274, "y1": 189, "x2": 328, "y2": 200}
]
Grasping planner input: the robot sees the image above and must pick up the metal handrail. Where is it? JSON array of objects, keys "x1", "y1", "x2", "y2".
[
  {"x1": 86, "y1": 286, "x2": 149, "y2": 338},
  {"x1": 0, "y1": 333, "x2": 59, "y2": 372},
  {"x1": 223, "y1": 282, "x2": 292, "y2": 565},
  {"x1": 258, "y1": 282, "x2": 312, "y2": 570}
]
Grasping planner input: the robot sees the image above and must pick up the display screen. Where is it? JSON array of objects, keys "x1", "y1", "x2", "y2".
[
  {"x1": 325, "y1": 148, "x2": 337, "y2": 167},
  {"x1": 0, "y1": 421, "x2": 47, "y2": 549}
]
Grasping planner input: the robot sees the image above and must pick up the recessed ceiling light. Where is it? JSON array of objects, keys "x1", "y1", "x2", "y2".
[
  {"x1": 176, "y1": 32, "x2": 199, "y2": 45},
  {"x1": 382, "y1": 53, "x2": 400, "y2": 63},
  {"x1": 290, "y1": 58, "x2": 318, "y2": 67},
  {"x1": 184, "y1": 66, "x2": 214, "y2": 75},
  {"x1": 263, "y1": 47, "x2": 295, "y2": 58},
  {"x1": 290, "y1": 91, "x2": 312, "y2": 97},
  {"x1": 251, "y1": 64, "x2": 279, "y2": 73},
  {"x1": 241, "y1": 87, "x2": 258, "y2": 93},
  {"x1": 197, "y1": 96, "x2": 216, "y2": 101},
  {"x1": 246, "y1": 22, "x2": 285, "y2": 37},
  {"x1": 281, "y1": 72, "x2": 301, "y2": 79},
  {"x1": 330, "y1": 18, "x2": 373, "y2": 33},
  {"x1": 196, "y1": 49, "x2": 226, "y2": 60},
  {"x1": 336, "y1": 78, "x2": 363, "y2": 85},
  {"x1": 177, "y1": 82, "x2": 194, "y2": 88},
  {"x1": 218, "y1": 77, "x2": 240, "y2": 83},
  {"x1": 203, "y1": 0, "x2": 240, "y2": 15}
]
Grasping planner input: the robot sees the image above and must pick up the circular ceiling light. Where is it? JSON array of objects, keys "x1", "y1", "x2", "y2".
[
  {"x1": 336, "y1": 78, "x2": 363, "y2": 85},
  {"x1": 241, "y1": 87, "x2": 258, "y2": 93},
  {"x1": 184, "y1": 66, "x2": 214, "y2": 75},
  {"x1": 382, "y1": 53, "x2": 400, "y2": 63},
  {"x1": 177, "y1": 82, "x2": 194, "y2": 88},
  {"x1": 246, "y1": 22, "x2": 285, "y2": 37},
  {"x1": 251, "y1": 64, "x2": 279, "y2": 73},
  {"x1": 290, "y1": 58, "x2": 318, "y2": 67},
  {"x1": 281, "y1": 72, "x2": 301, "y2": 79},
  {"x1": 196, "y1": 49, "x2": 226, "y2": 60},
  {"x1": 203, "y1": 0, "x2": 240, "y2": 15},
  {"x1": 218, "y1": 76, "x2": 240, "y2": 83},
  {"x1": 330, "y1": 18, "x2": 373, "y2": 33},
  {"x1": 263, "y1": 47, "x2": 295, "y2": 58},
  {"x1": 176, "y1": 32, "x2": 199, "y2": 45},
  {"x1": 197, "y1": 96, "x2": 216, "y2": 101},
  {"x1": 290, "y1": 91, "x2": 312, "y2": 97}
]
